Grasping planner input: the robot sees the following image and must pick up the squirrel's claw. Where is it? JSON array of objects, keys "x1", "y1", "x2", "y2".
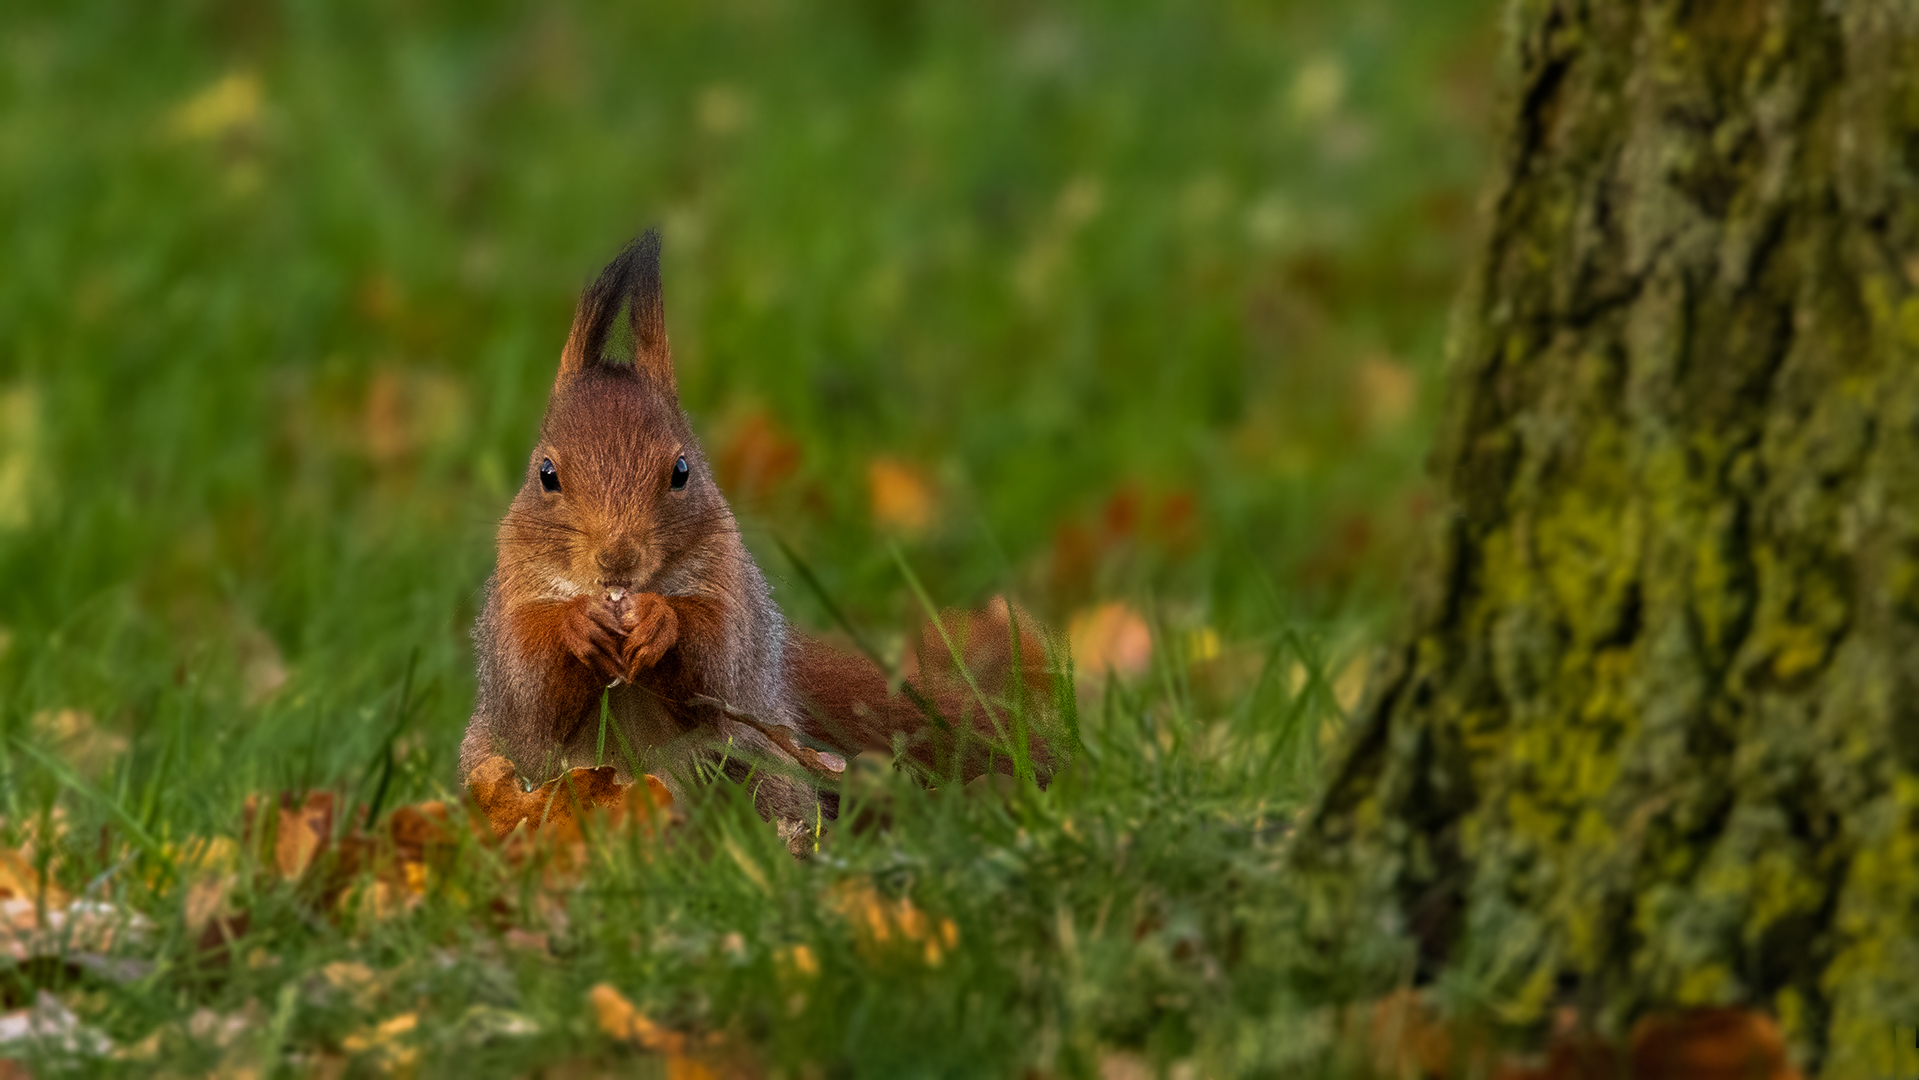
[
  {"x1": 620, "y1": 593, "x2": 680, "y2": 678},
  {"x1": 559, "y1": 594, "x2": 629, "y2": 682}
]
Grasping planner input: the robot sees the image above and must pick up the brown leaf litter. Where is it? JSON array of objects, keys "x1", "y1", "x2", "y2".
[
  {"x1": 465, "y1": 755, "x2": 676, "y2": 842},
  {"x1": 1364, "y1": 988, "x2": 1803, "y2": 1080},
  {"x1": 591, "y1": 982, "x2": 759, "y2": 1080},
  {"x1": 0, "y1": 847, "x2": 150, "y2": 976},
  {"x1": 832, "y1": 880, "x2": 959, "y2": 967},
  {"x1": 170, "y1": 756, "x2": 680, "y2": 962}
]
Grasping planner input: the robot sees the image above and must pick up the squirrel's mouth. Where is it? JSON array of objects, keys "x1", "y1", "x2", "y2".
[{"x1": 594, "y1": 558, "x2": 660, "y2": 595}]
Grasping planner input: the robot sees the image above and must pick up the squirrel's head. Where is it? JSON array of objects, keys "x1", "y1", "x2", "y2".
[{"x1": 499, "y1": 231, "x2": 731, "y2": 600}]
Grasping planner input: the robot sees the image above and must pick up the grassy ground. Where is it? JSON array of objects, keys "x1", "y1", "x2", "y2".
[{"x1": 0, "y1": 1, "x2": 1494, "y2": 1074}]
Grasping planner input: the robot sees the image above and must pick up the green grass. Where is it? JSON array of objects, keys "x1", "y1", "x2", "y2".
[{"x1": 0, "y1": 0, "x2": 1494, "y2": 1073}]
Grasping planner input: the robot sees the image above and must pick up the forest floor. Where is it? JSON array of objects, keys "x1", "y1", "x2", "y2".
[{"x1": 0, "y1": 1, "x2": 1500, "y2": 1074}]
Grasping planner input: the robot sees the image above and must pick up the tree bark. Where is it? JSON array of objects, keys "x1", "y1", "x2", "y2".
[{"x1": 1300, "y1": 2, "x2": 1919, "y2": 1072}]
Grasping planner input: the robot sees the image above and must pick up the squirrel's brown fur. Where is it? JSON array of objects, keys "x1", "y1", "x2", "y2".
[
  {"x1": 788, "y1": 599, "x2": 1059, "y2": 782},
  {"x1": 461, "y1": 231, "x2": 1056, "y2": 851}
]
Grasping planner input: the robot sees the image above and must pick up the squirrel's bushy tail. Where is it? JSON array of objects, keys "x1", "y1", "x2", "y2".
[{"x1": 788, "y1": 599, "x2": 1062, "y2": 784}]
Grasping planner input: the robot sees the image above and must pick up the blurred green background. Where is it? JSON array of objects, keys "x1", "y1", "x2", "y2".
[{"x1": 1, "y1": 0, "x2": 1492, "y2": 833}]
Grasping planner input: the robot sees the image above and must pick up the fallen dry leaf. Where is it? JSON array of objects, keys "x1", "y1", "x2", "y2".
[
  {"x1": 1627, "y1": 1008, "x2": 1799, "y2": 1080},
  {"x1": 1068, "y1": 601, "x2": 1152, "y2": 681},
  {"x1": 206, "y1": 791, "x2": 445, "y2": 934},
  {"x1": 833, "y1": 881, "x2": 958, "y2": 967},
  {"x1": 158, "y1": 761, "x2": 678, "y2": 962},
  {"x1": 241, "y1": 791, "x2": 338, "y2": 882},
  {"x1": 332, "y1": 800, "x2": 459, "y2": 920},
  {"x1": 1355, "y1": 992, "x2": 1801, "y2": 1080},
  {"x1": 386, "y1": 802, "x2": 452, "y2": 860},
  {"x1": 341, "y1": 1011, "x2": 418, "y2": 1073},
  {"x1": 467, "y1": 755, "x2": 676, "y2": 842},
  {"x1": 0, "y1": 847, "x2": 152, "y2": 970},
  {"x1": 502, "y1": 927, "x2": 549, "y2": 954},
  {"x1": 1354, "y1": 353, "x2": 1416, "y2": 434},
  {"x1": 867, "y1": 457, "x2": 935, "y2": 535},
  {"x1": 1493, "y1": 1034, "x2": 1621, "y2": 1080},
  {"x1": 467, "y1": 757, "x2": 621, "y2": 839},
  {"x1": 1367, "y1": 988, "x2": 1464, "y2": 1079},
  {"x1": 778, "y1": 944, "x2": 818, "y2": 979},
  {"x1": 715, "y1": 411, "x2": 801, "y2": 505},
  {"x1": 183, "y1": 873, "x2": 234, "y2": 938},
  {"x1": 773, "y1": 943, "x2": 820, "y2": 1018},
  {"x1": 591, "y1": 982, "x2": 681, "y2": 1055},
  {"x1": 185, "y1": 1001, "x2": 261, "y2": 1050},
  {"x1": 0, "y1": 848, "x2": 67, "y2": 911},
  {"x1": 590, "y1": 983, "x2": 755, "y2": 1080},
  {"x1": 905, "y1": 596, "x2": 1055, "y2": 703},
  {"x1": 317, "y1": 961, "x2": 384, "y2": 1015},
  {"x1": 464, "y1": 756, "x2": 681, "y2": 893}
]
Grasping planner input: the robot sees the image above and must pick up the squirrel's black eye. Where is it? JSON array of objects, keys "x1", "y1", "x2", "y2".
[
  {"x1": 539, "y1": 458, "x2": 560, "y2": 493},
  {"x1": 671, "y1": 455, "x2": 690, "y2": 490}
]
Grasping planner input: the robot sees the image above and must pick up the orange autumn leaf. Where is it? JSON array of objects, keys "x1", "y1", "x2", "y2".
[
  {"x1": 0, "y1": 848, "x2": 65, "y2": 912},
  {"x1": 1367, "y1": 988, "x2": 1464, "y2": 1079},
  {"x1": 1068, "y1": 601, "x2": 1152, "y2": 681},
  {"x1": 167, "y1": 759, "x2": 679, "y2": 963},
  {"x1": 1354, "y1": 353, "x2": 1416, "y2": 434},
  {"x1": 1358, "y1": 992, "x2": 1801, "y2": 1080},
  {"x1": 465, "y1": 755, "x2": 674, "y2": 842},
  {"x1": 276, "y1": 792, "x2": 335, "y2": 880},
  {"x1": 1627, "y1": 1008, "x2": 1799, "y2": 1080},
  {"x1": 341, "y1": 1010, "x2": 420, "y2": 1073},
  {"x1": 591, "y1": 983, "x2": 756, "y2": 1080},
  {"x1": 867, "y1": 457, "x2": 935, "y2": 535},
  {"x1": 1, "y1": 844, "x2": 154, "y2": 964},
  {"x1": 386, "y1": 801, "x2": 454, "y2": 861},
  {"x1": 716, "y1": 410, "x2": 801, "y2": 504},
  {"x1": 832, "y1": 880, "x2": 959, "y2": 967},
  {"x1": 241, "y1": 790, "x2": 341, "y2": 882},
  {"x1": 466, "y1": 756, "x2": 617, "y2": 839},
  {"x1": 592, "y1": 982, "x2": 684, "y2": 1055}
]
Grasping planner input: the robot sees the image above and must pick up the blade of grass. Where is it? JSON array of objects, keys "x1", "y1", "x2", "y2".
[
  {"x1": 777, "y1": 533, "x2": 954, "y2": 739},
  {"x1": 1053, "y1": 634, "x2": 1082, "y2": 758},
  {"x1": 0, "y1": 707, "x2": 16, "y2": 826},
  {"x1": 1003, "y1": 604, "x2": 1034, "y2": 785},
  {"x1": 889, "y1": 542, "x2": 1021, "y2": 780},
  {"x1": 774, "y1": 534, "x2": 880, "y2": 662},
  {"x1": 364, "y1": 649, "x2": 419, "y2": 826},
  {"x1": 596, "y1": 685, "x2": 611, "y2": 768},
  {"x1": 12, "y1": 737, "x2": 165, "y2": 858}
]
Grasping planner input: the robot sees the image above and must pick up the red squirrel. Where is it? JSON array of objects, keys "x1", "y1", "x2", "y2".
[{"x1": 459, "y1": 231, "x2": 1057, "y2": 851}]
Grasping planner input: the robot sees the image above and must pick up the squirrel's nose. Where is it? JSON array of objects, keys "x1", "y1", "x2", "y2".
[{"x1": 596, "y1": 542, "x2": 643, "y2": 582}]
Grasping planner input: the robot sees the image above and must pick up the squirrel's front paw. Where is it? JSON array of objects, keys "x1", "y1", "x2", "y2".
[
  {"x1": 558, "y1": 595, "x2": 629, "y2": 683},
  {"x1": 619, "y1": 593, "x2": 680, "y2": 678}
]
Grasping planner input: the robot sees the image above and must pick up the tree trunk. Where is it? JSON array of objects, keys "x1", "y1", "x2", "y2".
[{"x1": 1301, "y1": 2, "x2": 1919, "y2": 1072}]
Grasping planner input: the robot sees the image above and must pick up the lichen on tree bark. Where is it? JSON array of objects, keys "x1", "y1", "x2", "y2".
[{"x1": 1298, "y1": 2, "x2": 1919, "y2": 1072}]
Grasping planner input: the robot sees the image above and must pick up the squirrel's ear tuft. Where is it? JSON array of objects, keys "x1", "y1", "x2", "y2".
[{"x1": 556, "y1": 228, "x2": 674, "y2": 392}]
